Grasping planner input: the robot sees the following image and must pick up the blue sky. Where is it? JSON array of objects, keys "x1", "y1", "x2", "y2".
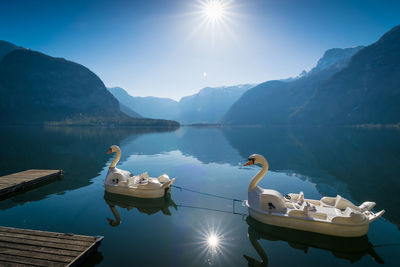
[{"x1": 0, "y1": 0, "x2": 399, "y2": 100}]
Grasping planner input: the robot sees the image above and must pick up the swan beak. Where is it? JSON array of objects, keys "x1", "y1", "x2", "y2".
[
  {"x1": 244, "y1": 161, "x2": 253, "y2": 166},
  {"x1": 107, "y1": 149, "x2": 112, "y2": 154}
]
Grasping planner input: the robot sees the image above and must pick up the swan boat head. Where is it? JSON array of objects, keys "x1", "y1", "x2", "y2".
[
  {"x1": 105, "y1": 145, "x2": 131, "y2": 184},
  {"x1": 244, "y1": 154, "x2": 267, "y2": 166},
  {"x1": 107, "y1": 145, "x2": 120, "y2": 155},
  {"x1": 245, "y1": 153, "x2": 287, "y2": 213},
  {"x1": 244, "y1": 154, "x2": 269, "y2": 192}
]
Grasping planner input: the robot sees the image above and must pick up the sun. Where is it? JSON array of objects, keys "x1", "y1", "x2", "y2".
[
  {"x1": 188, "y1": 0, "x2": 236, "y2": 41},
  {"x1": 204, "y1": 1, "x2": 224, "y2": 21},
  {"x1": 201, "y1": 0, "x2": 227, "y2": 22}
]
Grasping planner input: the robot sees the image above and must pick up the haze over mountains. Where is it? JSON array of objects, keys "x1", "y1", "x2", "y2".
[
  {"x1": 108, "y1": 87, "x2": 179, "y2": 120},
  {"x1": 292, "y1": 25, "x2": 400, "y2": 125},
  {"x1": 108, "y1": 84, "x2": 255, "y2": 124},
  {"x1": 223, "y1": 25, "x2": 400, "y2": 126},
  {"x1": 222, "y1": 46, "x2": 363, "y2": 125},
  {"x1": 0, "y1": 41, "x2": 177, "y2": 126}
]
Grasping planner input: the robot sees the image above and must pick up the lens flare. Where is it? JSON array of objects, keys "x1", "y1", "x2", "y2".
[
  {"x1": 207, "y1": 234, "x2": 219, "y2": 248},
  {"x1": 203, "y1": 1, "x2": 224, "y2": 21},
  {"x1": 186, "y1": 0, "x2": 238, "y2": 44}
]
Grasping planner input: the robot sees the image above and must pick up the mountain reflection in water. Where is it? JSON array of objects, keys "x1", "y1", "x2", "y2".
[{"x1": 0, "y1": 125, "x2": 398, "y2": 266}]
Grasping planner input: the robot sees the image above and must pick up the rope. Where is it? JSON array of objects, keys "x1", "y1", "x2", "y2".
[
  {"x1": 171, "y1": 185, "x2": 243, "y2": 202},
  {"x1": 373, "y1": 243, "x2": 400, "y2": 248},
  {"x1": 177, "y1": 204, "x2": 247, "y2": 216}
]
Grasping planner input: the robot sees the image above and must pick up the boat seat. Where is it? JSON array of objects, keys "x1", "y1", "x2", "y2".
[
  {"x1": 287, "y1": 193, "x2": 301, "y2": 202},
  {"x1": 331, "y1": 207, "x2": 366, "y2": 224},
  {"x1": 289, "y1": 192, "x2": 316, "y2": 211},
  {"x1": 320, "y1": 196, "x2": 336, "y2": 206},
  {"x1": 321, "y1": 195, "x2": 358, "y2": 210},
  {"x1": 140, "y1": 172, "x2": 149, "y2": 179}
]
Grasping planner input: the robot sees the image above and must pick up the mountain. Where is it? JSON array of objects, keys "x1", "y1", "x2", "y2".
[
  {"x1": 179, "y1": 84, "x2": 255, "y2": 124},
  {"x1": 222, "y1": 47, "x2": 362, "y2": 125},
  {"x1": 0, "y1": 43, "x2": 178, "y2": 127},
  {"x1": 292, "y1": 25, "x2": 400, "y2": 125},
  {"x1": 109, "y1": 84, "x2": 255, "y2": 123},
  {"x1": 119, "y1": 103, "x2": 142, "y2": 118},
  {"x1": 303, "y1": 46, "x2": 364, "y2": 77},
  {"x1": 108, "y1": 87, "x2": 179, "y2": 120},
  {"x1": 107, "y1": 87, "x2": 142, "y2": 118},
  {"x1": 0, "y1": 40, "x2": 20, "y2": 61}
]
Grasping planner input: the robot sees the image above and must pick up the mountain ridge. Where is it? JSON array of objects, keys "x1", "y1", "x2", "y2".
[
  {"x1": 108, "y1": 84, "x2": 255, "y2": 123},
  {"x1": 222, "y1": 45, "x2": 362, "y2": 125},
  {"x1": 291, "y1": 24, "x2": 400, "y2": 125},
  {"x1": 0, "y1": 42, "x2": 178, "y2": 127}
]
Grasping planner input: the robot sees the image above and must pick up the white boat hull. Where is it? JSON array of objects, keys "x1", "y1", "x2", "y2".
[
  {"x1": 242, "y1": 155, "x2": 383, "y2": 238},
  {"x1": 105, "y1": 178, "x2": 175, "y2": 199},
  {"x1": 246, "y1": 201, "x2": 369, "y2": 237}
]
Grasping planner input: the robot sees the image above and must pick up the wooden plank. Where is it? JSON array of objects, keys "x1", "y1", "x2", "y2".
[
  {"x1": 0, "y1": 227, "x2": 96, "y2": 242},
  {"x1": 0, "y1": 236, "x2": 87, "y2": 252},
  {"x1": 0, "y1": 226, "x2": 103, "y2": 267},
  {"x1": 0, "y1": 247, "x2": 74, "y2": 263},
  {"x1": 0, "y1": 241, "x2": 81, "y2": 257},
  {"x1": 0, "y1": 253, "x2": 64, "y2": 267},
  {"x1": 0, "y1": 169, "x2": 62, "y2": 199},
  {"x1": 0, "y1": 232, "x2": 94, "y2": 247},
  {"x1": 0, "y1": 261, "x2": 34, "y2": 267}
]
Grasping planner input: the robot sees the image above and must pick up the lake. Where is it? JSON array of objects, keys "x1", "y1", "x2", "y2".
[{"x1": 0, "y1": 126, "x2": 399, "y2": 266}]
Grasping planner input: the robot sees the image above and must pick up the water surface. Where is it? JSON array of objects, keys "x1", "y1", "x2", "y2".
[{"x1": 0, "y1": 126, "x2": 399, "y2": 266}]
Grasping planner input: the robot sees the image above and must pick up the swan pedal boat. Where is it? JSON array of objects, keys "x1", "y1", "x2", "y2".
[
  {"x1": 243, "y1": 154, "x2": 385, "y2": 237},
  {"x1": 105, "y1": 145, "x2": 176, "y2": 198}
]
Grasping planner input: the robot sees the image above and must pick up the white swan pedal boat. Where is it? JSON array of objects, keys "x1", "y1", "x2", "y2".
[
  {"x1": 243, "y1": 154, "x2": 385, "y2": 237},
  {"x1": 105, "y1": 145, "x2": 176, "y2": 198}
]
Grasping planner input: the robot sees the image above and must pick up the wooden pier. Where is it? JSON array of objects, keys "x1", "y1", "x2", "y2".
[
  {"x1": 0, "y1": 226, "x2": 103, "y2": 266},
  {"x1": 0, "y1": 169, "x2": 62, "y2": 199}
]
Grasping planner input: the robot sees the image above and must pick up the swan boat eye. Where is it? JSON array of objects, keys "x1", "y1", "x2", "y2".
[{"x1": 248, "y1": 158, "x2": 255, "y2": 164}]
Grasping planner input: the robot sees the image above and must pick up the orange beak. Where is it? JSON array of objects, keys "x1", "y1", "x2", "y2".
[
  {"x1": 244, "y1": 161, "x2": 253, "y2": 166},
  {"x1": 107, "y1": 149, "x2": 112, "y2": 154}
]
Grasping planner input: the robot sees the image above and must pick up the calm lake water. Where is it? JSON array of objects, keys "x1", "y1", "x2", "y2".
[{"x1": 0, "y1": 126, "x2": 399, "y2": 266}]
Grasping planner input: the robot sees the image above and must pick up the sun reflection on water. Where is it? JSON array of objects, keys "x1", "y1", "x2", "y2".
[
  {"x1": 189, "y1": 218, "x2": 239, "y2": 266},
  {"x1": 207, "y1": 234, "x2": 219, "y2": 248}
]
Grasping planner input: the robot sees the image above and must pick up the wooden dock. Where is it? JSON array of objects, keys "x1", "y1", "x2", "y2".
[
  {"x1": 0, "y1": 169, "x2": 62, "y2": 199},
  {"x1": 0, "y1": 226, "x2": 103, "y2": 266}
]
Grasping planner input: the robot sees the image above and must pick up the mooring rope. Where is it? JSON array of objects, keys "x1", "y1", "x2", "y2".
[
  {"x1": 177, "y1": 203, "x2": 247, "y2": 216},
  {"x1": 171, "y1": 185, "x2": 243, "y2": 202}
]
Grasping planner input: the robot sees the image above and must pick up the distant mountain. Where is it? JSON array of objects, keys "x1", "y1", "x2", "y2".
[
  {"x1": 109, "y1": 84, "x2": 255, "y2": 123},
  {"x1": 222, "y1": 46, "x2": 362, "y2": 125},
  {"x1": 303, "y1": 46, "x2": 364, "y2": 77},
  {"x1": 119, "y1": 103, "x2": 142, "y2": 118},
  {"x1": 292, "y1": 25, "x2": 400, "y2": 125},
  {"x1": 108, "y1": 87, "x2": 179, "y2": 120},
  {"x1": 0, "y1": 43, "x2": 178, "y2": 127},
  {"x1": 179, "y1": 85, "x2": 255, "y2": 124}
]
